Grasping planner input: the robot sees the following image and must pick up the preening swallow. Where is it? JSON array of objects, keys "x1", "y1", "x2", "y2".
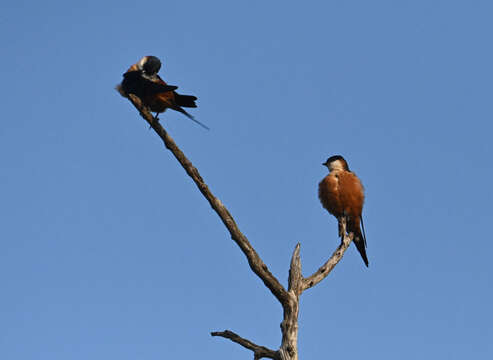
[
  {"x1": 118, "y1": 55, "x2": 209, "y2": 130},
  {"x1": 318, "y1": 155, "x2": 369, "y2": 267}
]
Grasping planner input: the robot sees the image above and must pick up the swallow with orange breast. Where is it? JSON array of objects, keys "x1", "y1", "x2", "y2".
[
  {"x1": 318, "y1": 155, "x2": 369, "y2": 267},
  {"x1": 118, "y1": 55, "x2": 209, "y2": 130}
]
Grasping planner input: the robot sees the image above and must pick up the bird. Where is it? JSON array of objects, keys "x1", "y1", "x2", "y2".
[
  {"x1": 118, "y1": 55, "x2": 209, "y2": 130},
  {"x1": 318, "y1": 155, "x2": 369, "y2": 267}
]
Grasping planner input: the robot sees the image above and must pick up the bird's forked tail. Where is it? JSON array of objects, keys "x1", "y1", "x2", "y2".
[
  {"x1": 349, "y1": 216, "x2": 369, "y2": 267},
  {"x1": 173, "y1": 106, "x2": 210, "y2": 130}
]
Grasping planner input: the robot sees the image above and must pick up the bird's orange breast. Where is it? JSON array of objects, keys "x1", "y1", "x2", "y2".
[{"x1": 318, "y1": 171, "x2": 365, "y2": 218}]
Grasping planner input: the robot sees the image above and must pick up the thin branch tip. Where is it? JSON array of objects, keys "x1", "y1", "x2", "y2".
[{"x1": 211, "y1": 330, "x2": 277, "y2": 359}]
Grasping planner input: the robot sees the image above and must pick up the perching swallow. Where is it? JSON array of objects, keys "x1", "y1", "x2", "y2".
[
  {"x1": 118, "y1": 55, "x2": 209, "y2": 130},
  {"x1": 318, "y1": 155, "x2": 369, "y2": 267}
]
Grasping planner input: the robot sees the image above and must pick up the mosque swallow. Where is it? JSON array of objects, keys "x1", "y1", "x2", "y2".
[
  {"x1": 318, "y1": 155, "x2": 369, "y2": 267},
  {"x1": 118, "y1": 55, "x2": 208, "y2": 130}
]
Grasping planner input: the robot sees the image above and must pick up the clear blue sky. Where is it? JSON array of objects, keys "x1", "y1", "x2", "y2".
[{"x1": 1, "y1": 1, "x2": 492, "y2": 359}]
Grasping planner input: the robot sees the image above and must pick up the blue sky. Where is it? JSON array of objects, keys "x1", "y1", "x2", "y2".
[{"x1": 1, "y1": 1, "x2": 492, "y2": 359}]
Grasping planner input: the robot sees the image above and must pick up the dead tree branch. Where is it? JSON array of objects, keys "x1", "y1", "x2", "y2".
[
  {"x1": 302, "y1": 218, "x2": 354, "y2": 292},
  {"x1": 211, "y1": 330, "x2": 278, "y2": 360},
  {"x1": 123, "y1": 94, "x2": 355, "y2": 360}
]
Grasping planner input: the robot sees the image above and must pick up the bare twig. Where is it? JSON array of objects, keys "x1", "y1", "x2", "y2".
[
  {"x1": 288, "y1": 244, "x2": 302, "y2": 294},
  {"x1": 302, "y1": 218, "x2": 353, "y2": 292},
  {"x1": 211, "y1": 330, "x2": 278, "y2": 359}
]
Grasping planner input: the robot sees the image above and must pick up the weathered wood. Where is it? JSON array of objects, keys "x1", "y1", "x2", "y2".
[
  {"x1": 288, "y1": 244, "x2": 302, "y2": 294},
  {"x1": 211, "y1": 330, "x2": 278, "y2": 359},
  {"x1": 277, "y1": 244, "x2": 303, "y2": 360},
  {"x1": 302, "y1": 218, "x2": 353, "y2": 291}
]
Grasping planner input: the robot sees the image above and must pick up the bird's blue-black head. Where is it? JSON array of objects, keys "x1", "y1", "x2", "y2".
[
  {"x1": 322, "y1": 155, "x2": 349, "y2": 171},
  {"x1": 141, "y1": 56, "x2": 162, "y2": 75}
]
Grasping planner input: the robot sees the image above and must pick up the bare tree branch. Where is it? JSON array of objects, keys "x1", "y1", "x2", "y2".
[
  {"x1": 211, "y1": 330, "x2": 278, "y2": 359},
  {"x1": 288, "y1": 244, "x2": 302, "y2": 294},
  {"x1": 124, "y1": 94, "x2": 289, "y2": 304},
  {"x1": 123, "y1": 94, "x2": 358, "y2": 360},
  {"x1": 302, "y1": 218, "x2": 354, "y2": 292}
]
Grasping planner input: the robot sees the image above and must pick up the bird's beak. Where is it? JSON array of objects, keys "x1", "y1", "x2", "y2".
[{"x1": 322, "y1": 162, "x2": 327, "y2": 166}]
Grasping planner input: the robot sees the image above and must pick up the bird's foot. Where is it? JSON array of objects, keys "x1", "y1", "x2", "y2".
[
  {"x1": 149, "y1": 113, "x2": 160, "y2": 129},
  {"x1": 339, "y1": 216, "x2": 348, "y2": 239},
  {"x1": 338, "y1": 221, "x2": 344, "y2": 238}
]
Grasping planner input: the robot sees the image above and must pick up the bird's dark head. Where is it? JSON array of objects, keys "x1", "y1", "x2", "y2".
[
  {"x1": 322, "y1": 155, "x2": 349, "y2": 172},
  {"x1": 138, "y1": 55, "x2": 162, "y2": 75}
]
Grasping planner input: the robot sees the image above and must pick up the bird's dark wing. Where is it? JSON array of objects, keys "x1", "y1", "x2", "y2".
[
  {"x1": 360, "y1": 215, "x2": 367, "y2": 247},
  {"x1": 353, "y1": 232, "x2": 369, "y2": 267},
  {"x1": 174, "y1": 93, "x2": 198, "y2": 108},
  {"x1": 122, "y1": 71, "x2": 177, "y2": 95}
]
